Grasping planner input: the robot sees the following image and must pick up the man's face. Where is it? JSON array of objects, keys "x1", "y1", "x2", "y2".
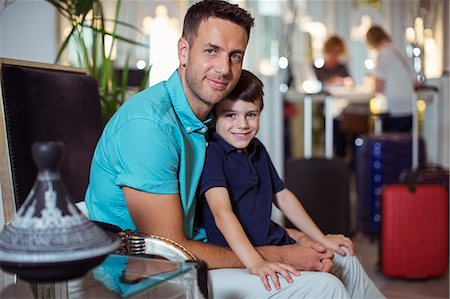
[
  {"x1": 179, "y1": 18, "x2": 248, "y2": 115},
  {"x1": 214, "y1": 97, "x2": 261, "y2": 150}
]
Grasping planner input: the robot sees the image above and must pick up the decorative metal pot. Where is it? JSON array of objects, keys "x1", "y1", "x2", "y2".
[{"x1": 0, "y1": 142, "x2": 120, "y2": 282}]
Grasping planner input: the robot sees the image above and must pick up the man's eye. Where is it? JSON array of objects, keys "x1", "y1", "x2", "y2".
[
  {"x1": 231, "y1": 53, "x2": 242, "y2": 62},
  {"x1": 205, "y1": 48, "x2": 216, "y2": 55}
]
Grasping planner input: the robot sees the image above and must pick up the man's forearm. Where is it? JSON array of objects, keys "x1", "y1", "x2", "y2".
[
  {"x1": 184, "y1": 238, "x2": 332, "y2": 272},
  {"x1": 184, "y1": 239, "x2": 244, "y2": 269},
  {"x1": 255, "y1": 245, "x2": 284, "y2": 263},
  {"x1": 184, "y1": 240, "x2": 285, "y2": 269}
]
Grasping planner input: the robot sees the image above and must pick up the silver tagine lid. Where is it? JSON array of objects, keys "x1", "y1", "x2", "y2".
[{"x1": 0, "y1": 142, "x2": 121, "y2": 281}]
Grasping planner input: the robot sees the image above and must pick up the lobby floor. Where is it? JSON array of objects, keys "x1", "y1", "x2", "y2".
[{"x1": 353, "y1": 230, "x2": 449, "y2": 299}]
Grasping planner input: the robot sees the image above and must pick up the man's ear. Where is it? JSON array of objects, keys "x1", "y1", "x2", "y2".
[{"x1": 178, "y1": 37, "x2": 189, "y2": 67}]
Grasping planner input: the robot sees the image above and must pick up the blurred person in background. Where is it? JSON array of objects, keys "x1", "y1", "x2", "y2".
[
  {"x1": 314, "y1": 35, "x2": 353, "y2": 87},
  {"x1": 366, "y1": 25, "x2": 417, "y2": 132},
  {"x1": 314, "y1": 35, "x2": 367, "y2": 159}
]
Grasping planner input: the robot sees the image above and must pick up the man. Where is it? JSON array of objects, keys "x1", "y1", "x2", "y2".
[
  {"x1": 85, "y1": 1, "x2": 384, "y2": 298},
  {"x1": 366, "y1": 25, "x2": 417, "y2": 132}
]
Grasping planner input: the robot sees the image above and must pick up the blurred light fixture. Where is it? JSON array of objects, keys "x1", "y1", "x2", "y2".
[
  {"x1": 104, "y1": 35, "x2": 116, "y2": 60},
  {"x1": 369, "y1": 94, "x2": 387, "y2": 115},
  {"x1": 412, "y1": 47, "x2": 421, "y2": 57},
  {"x1": 416, "y1": 99, "x2": 426, "y2": 113},
  {"x1": 279, "y1": 83, "x2": 288, "y2": 93},
  {"x1": 314, "y1": 58, "x2": 325, "y2": 68},
  {"x1": 351, "y1": 14, "x2": 372, "y2": 42},
  {"x1": 414, "y1": 17, "x2": 424, "y2": 45},
  {"x1": 364, "y1": 59, "x2": 375, "y2": 70},
  {"x1": 354, "y1": 137, "x2": 364, "y2": 147},
  {"x1": 142, "y1": 16, "x2": 152, "y2": 35},
  {"x1": 278, "y1": 57, "x2": 289, "y2": 69},
  {"x1": 136, "y1": 60, "x2": 146, "y2": 70},
  {"x1": 405, "y1": 27, "x2": 415, "y2": 43},
  {"x1": 259, "y1": 59, "x2": 274, "y2": 77},
  {"x1": 302, "y1": 80, "x2": 322, "y2": 94}
]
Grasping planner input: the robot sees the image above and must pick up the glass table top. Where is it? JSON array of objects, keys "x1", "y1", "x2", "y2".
[{"x1": 0, "y1": 254, "x2": 199, "y2": 299}]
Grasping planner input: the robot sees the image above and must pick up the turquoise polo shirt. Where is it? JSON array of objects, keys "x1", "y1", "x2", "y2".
[{"x1": 85, "y1": 71, "x2": 209, "y2": 241}]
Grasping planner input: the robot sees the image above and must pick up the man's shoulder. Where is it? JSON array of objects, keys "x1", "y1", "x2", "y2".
[
  {"x1": 125, "y1": 83, "x2": 173, "y2": 117},
  {"x1": 114, "y1": 84, "x2": 179, "y2": 126},
  {"x1": 102, "y1": 83, "x2": 183, "y2": 142}
]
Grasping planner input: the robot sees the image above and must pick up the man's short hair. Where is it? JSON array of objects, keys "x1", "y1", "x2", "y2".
[
  {"x1": 182, "y1": 0, "x2": 254, "y2": 44},
  {"x1": 226, "y1": 69, "x2": 264, "y2": 111},
  {"x1": 366, "y1": 26, "x2": 391, "y2": 48}
]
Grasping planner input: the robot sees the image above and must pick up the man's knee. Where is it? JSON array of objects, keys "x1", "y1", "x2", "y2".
[
  {"x1": 314, "y1": 272, "x2": 350, "y2": 298},
  {"x1": 333, "y1": 246, "x2": 361, "y2": 270},
  {"x1": 300, "y1": 272, "x2": 350, "y2": 298}
]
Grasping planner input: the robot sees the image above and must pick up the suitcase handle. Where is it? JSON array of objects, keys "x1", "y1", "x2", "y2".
[
  {"x1": 400, "y1": 164, "x2": 447, "y2": 192},
  {"x1": 412, "y1": 85, "x2": 439, "y2": 169},
  {"x1": 303, "y1": 91, "x2": 333, "y2": 159}
]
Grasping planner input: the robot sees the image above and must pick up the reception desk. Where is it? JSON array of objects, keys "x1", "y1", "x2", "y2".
[
  {"x1": 285, "y1": 86, "x2": 373, "y2": 158},
  {"x1": 0, "y1": 254, "x2": 202, "y2": 298}
]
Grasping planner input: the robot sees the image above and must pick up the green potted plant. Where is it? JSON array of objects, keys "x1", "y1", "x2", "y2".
[{"x1": 47, "y1": 0, "x2": 150, "y2": 124}]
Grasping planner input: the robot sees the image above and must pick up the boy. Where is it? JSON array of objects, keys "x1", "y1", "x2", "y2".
[{"x1": 199, "y1": 70, "x2": 355, "y2": 291}]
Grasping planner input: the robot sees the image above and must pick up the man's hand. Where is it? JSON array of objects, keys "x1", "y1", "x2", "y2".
[{"x1": 274, "y1": 242, "x2": 334, "y2": 273}]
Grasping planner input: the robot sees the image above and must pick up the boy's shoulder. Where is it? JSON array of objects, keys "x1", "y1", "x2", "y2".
[{"x1": 206, "y1": 138, "x2": 226, "y2": 156}]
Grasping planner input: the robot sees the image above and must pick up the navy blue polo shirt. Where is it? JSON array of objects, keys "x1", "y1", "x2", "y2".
[{"x1": 198, "y1": 131, "x2": 296, "y2": 247}]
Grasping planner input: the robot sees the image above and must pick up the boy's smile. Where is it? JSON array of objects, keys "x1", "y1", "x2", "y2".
[{"x1": 214, "y1": 97, "x2": 261, "y2": 150}]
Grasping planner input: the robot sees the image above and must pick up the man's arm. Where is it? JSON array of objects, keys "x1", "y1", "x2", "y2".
[
  {"x1": 123, "y1": 187, "x2": 333, "y2": 271},
  {"x1": 123, "y1": 187, "x2": 241, "y2": 269}
]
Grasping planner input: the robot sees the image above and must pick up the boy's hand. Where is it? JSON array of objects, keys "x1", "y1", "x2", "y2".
[
  {"x1": 248, "y1": 261, "x2": 300, "y2": 291},
  {"x1": 322, "y1": 234, "x2": 354, "y2": 256}
]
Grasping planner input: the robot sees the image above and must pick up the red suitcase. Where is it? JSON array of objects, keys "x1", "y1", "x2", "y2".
[{"x1": 380, "y1": 184, "x2": 449, "y2": 278}]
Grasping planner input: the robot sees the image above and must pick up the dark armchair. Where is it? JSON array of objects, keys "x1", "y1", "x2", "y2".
[
  {"x1": 0, "y1": 58, "x2": 102, "y2": 222},
  {"x1": 0, "y1": 58, "x2": 208, "y2": 297}
]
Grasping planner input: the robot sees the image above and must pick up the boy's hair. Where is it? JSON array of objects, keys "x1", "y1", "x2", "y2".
[
  {"x1": 366, "y1": 26, "x2": 391, "y2": 48},
  {"x1": 226, "y1": 69, "x2": 264, "y2": 111},
  {"x1": 182, "y1": 0, "x2": 254, "y2": 45}
]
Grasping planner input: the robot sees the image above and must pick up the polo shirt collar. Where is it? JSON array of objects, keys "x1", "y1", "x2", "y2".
[
  {"x1": 210, "y1": 131, "x2": 260, "y2": 155},
  {"x1": 167, "y1": 70, "x2": 211, "y2": 134}
]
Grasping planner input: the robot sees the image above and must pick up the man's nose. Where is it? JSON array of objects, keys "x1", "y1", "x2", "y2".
[{"x1": 215, "y1": 55, "x2": 231, "y2": 76}]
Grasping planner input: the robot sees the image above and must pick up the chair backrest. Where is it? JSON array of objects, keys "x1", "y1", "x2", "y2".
[{"x1": 0, "y1": 58, "x2": 103, "y2": 223}]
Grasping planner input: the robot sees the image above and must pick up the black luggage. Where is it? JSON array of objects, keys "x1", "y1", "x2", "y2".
[
  {"x1": 354, "y1": 133, "x2": 426, "y2": 235},
  {"x1": 285, "y1": 92, "x2": 351, "y2": 236},
  {"x1": 354, "y1": 84, "x2": 437, "y2": 236}
]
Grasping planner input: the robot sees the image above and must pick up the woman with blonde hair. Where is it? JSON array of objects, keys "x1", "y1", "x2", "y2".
[
  {"x1": 314, "y1": 35, "x2": 358, "y2": 158},
  {"x1": 314, "y1": 35, "x2": 352, "y2": 87}
]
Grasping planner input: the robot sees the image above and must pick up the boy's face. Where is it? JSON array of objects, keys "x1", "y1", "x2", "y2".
[{"x1": 214, "y1": 97, "x2": 261, "y2": 150}]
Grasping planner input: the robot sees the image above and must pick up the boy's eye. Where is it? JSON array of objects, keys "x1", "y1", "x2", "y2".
[
  {"x1": 247, "y1": 112, "x2": 257, "y2": 117},
  {"x1": 225, "y1": 113, "x2": 236, "y2": 118}
]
